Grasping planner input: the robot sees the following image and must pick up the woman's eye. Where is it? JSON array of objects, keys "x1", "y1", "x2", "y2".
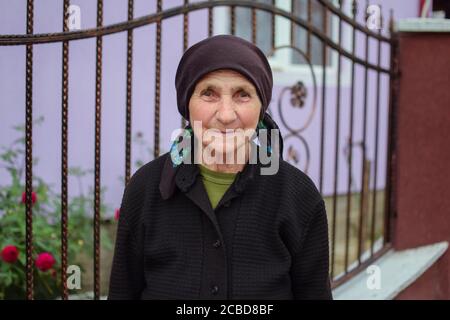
[
  {"x1": 238, "y1": 91, "x2": 250, "y2": 98},
  {"x1": 201, "y1": 89, "x2": 214, "y2": 97}
]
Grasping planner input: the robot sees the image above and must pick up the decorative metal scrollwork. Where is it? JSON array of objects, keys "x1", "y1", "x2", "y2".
[
  {"x1": 266, "y1": 45, "x2": 318, "y2": 173},
  {"x1": 290, "y1": 81, "x2": 308, "y2": 108}
]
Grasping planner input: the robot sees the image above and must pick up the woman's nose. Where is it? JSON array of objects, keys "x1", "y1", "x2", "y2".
[{"x1": 216, "y1": 96, "x2": 237, "y2": 124}]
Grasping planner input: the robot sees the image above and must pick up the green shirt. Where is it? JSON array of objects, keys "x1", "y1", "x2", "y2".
[{"x1": 198, "y1": 164, "x2": 237, "y2": 209}]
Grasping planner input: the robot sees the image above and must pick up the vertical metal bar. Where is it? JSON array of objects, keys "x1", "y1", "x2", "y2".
[
  {"x1": 344, "y1": 0, "x2": 357, "y2": 273},
  {"x1": 182, "y1": 0, "x2": 189, "y2": 128},
  {"x1": 154, "y1": 0, "x2": 162, "y2": 158},
  {"x1": 357, "y1": 0, "x2": 370, "y2": 265},
  {"x1": 370, "y1": 9, "x2": 383, "y2": 257},
  {"x1": 93, "y1": 0, "x2": 103, "y2": 300},
  {"x1": 251, "y1": 7, "x2": 257, "y2": 44},
  {"x1": 307, "y1": 0, "x2": 312, "y2": 60},
  {"x1": 60, "y1": 0, "x2": 70, "y2": 300},
  {"x1": 290, "y1": 0, "x2": 295, "y2": 46},
  {"x1": 319, "y1": 3, "x2": 327, "y2": 194},
  {"x1": 383, "y1": 9, "x2": 398, "y2": 246},
  {"x1": 125, "y1": 0, "x2": 134, "y2": 186},
  {"x1": 331, "y1": 0, "x2": 343, "y2": 279},
  {"x1": 183, "y1": 0, "x2": 189, "y2": 47},
  {"x1": 25, "y1": 0, "x2": 34, "y2": 301},
  {"x1": 208, "y1": 0, "x2": 213, "y2": 37},
  {"x1": 321, "y1": 5, "x2": 331, "y2": 288},
  {"x1": 230, "y1": 5, "x2": 236, "y2": 35}
]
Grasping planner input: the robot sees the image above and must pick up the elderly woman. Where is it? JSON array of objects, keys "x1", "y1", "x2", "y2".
[{"x1": 108, "y1": 35, "x2": 332, "y2": 300}]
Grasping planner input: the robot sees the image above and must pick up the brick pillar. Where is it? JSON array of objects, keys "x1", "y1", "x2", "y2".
[{"x1": 392, "y1": 27, "x2": 450, "y2": 299}]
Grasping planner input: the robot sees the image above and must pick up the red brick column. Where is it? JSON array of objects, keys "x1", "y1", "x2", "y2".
[{"x1": 392, "y1": 30, "x2": 450, "y2": 299}]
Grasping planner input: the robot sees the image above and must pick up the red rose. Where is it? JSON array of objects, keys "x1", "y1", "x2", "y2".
[
  {"x1": 35, "y1": 252, "x2": 56, "y2": 272},
  {"x1": 114, "y1": 208, "x2": 120, "y2": 221},
  {"x1": 1, "y1": 245, "x2": 19, "y2": 263},
  {"x1": 21, "y1": 191, "x2": 37, "y2": 205}
]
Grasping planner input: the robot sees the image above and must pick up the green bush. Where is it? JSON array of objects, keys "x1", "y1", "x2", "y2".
[{"x1": 0, "y1": 117, "x2": 112, "y2": 299}]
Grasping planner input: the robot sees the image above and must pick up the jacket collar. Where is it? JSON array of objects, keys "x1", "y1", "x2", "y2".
[{"x1": 159, "y1": 153, "x2": 260, "y2": 201}]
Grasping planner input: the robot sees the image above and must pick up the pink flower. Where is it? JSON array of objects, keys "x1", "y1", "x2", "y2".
[
  {"x1": 21, "y1": 191, "x2": 37, "y2": 205},
  {"x1": 1, "y1": 245, "x2": 19, "y2": 263},
  {"x1": 35, "y1": 252, "x2": 56, "y2": 272},
  {"x1": 114, "y1": 208, "x2": 120, "y2": 221}
]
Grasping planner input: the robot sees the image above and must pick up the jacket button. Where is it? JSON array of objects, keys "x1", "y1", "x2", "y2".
[
  {"x1": 211, "y1": 285, "x2": 219, "y2": 295},
  {"x1": 213, "y1": 240, "x2": 221, "y2": 248}
]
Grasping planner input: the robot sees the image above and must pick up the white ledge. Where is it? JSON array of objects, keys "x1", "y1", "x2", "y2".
[
  {"x1": 332, "y1": 241, "x2": 449, "y2": 300},
  {"x1": 56, "y1": 292, "x2": 107, "y2": 300},
  {"x1": 396, "y1": 18, "x2": 450, "y2": 33}
]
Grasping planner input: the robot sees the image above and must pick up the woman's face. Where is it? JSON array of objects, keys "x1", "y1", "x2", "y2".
[{"x1": 188, "y1": 69, "x2": 262, "y2": 158}]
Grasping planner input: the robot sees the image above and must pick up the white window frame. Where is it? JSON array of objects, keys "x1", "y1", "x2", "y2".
[{"x1": 213, "y1": 0, "x2": 353, "y2": 87}]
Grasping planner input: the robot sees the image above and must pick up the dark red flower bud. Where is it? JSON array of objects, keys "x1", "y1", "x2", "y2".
[
  {"x1": 35, "y1": 252, "x2": 56, "y2": 272},
  {"x1": 1, "y1": 245, "x2": 19, "y2": 263},
  {"x1": 21, "y1": 191, "x2": 37, "y2": 205}
]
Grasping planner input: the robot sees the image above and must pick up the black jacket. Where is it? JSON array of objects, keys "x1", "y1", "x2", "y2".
[{"x1": 108, "y1": 152, "x2": 332, "y2": 299}]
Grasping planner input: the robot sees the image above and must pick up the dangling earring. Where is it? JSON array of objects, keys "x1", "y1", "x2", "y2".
[{"x1": 170, "y1": 126, "x2": 193, "y2": 167}]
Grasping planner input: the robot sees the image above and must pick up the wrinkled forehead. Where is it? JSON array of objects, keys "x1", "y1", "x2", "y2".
[{"x1": 195, "y1": 69, "x2": 257, "y2": 92}]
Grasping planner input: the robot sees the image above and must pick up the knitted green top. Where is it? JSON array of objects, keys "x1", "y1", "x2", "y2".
[{"x1": 198, "y1": 164, "x2": 237, "y2": 209}]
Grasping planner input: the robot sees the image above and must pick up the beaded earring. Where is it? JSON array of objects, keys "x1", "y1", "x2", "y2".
[{"x1": 169, "y1": 126, "x2": 193, "y2": 167}]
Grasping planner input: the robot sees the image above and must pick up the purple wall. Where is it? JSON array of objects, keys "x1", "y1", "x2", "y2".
[{"x1": 0, "y1": 0, "x2": 419, "y2": 217}]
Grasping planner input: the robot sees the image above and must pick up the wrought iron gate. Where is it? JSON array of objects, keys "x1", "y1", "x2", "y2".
[{"x1": 0, "y1": 0, "x2": 398, "y2": 299}]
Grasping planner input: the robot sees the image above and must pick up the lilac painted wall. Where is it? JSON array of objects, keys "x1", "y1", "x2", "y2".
[{"x1": 0, "y1": 0, "x2": 418, "y2": 217}]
